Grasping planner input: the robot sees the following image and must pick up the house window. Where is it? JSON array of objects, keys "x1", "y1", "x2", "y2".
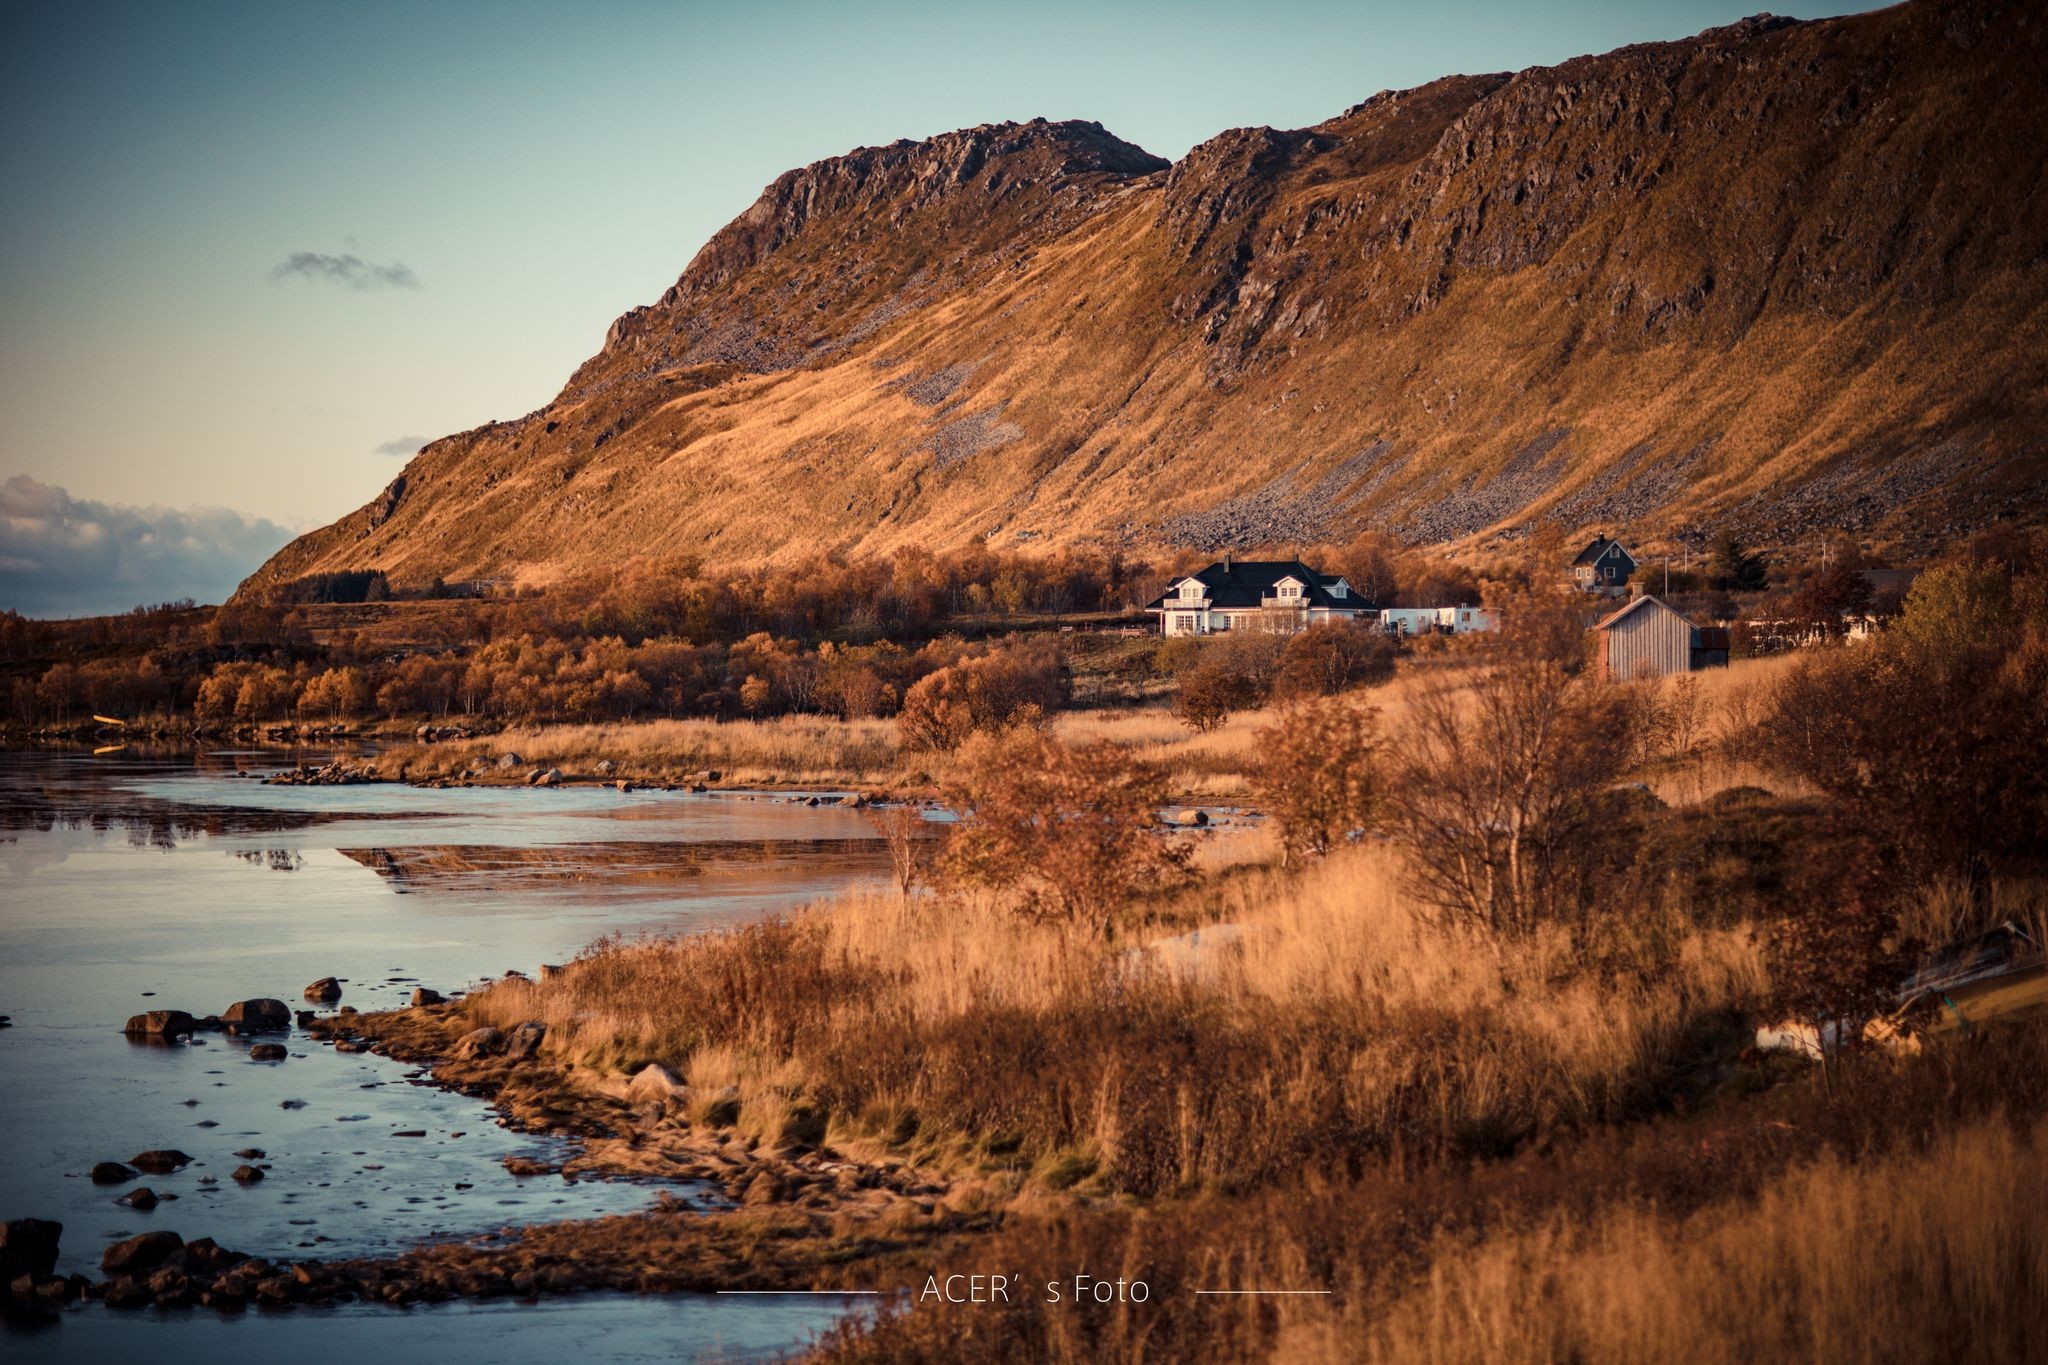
[
  {"x1": 1172, "y1": 613, "x2": 1198, "y2": 633},
  {"x1": 1180, "y1": 582, "x2": 1201, "y2": 599},
  {"x1": 1278, "y1": 585, "x2": 1299, "y2": 599}
]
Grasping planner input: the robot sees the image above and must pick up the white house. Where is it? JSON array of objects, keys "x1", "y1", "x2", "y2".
[{"x1": 1146, "y1": 558, "x2": 1368, "y2": 637}]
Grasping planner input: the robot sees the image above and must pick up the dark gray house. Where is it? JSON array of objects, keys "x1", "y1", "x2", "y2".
[{"x1": 1571, "y1": 536, "x2": 1639, "y2": 593}]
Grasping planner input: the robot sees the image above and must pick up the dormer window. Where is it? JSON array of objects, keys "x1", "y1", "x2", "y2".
[{"x1": 1180, "y1": 580, "x2": 1203, "y2": 600}]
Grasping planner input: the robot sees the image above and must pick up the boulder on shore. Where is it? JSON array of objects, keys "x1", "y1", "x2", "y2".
[
  {"x1": 594, "y1": 759, "x2": 616, "y2": 775},
  {"x1": 101, "y1": 1229, "x2": 182, "y2": 1276},
  {"x1": 504, "y1": 1020, "x2": 547, "y2": 1061},
  {"x1": 626, "y1": 1063, "x2": 689, "y2": 1105},
  {"x1": 1163, "y1": 808, "x2": 1210, "y2": 827},
  {"x1": 1, "y1": 1219, "x2": 62, "y2": 1283},
  {"x1": 123, "y1": 1010, "x2": 197, "y2": 1039},
  {"x1": 450, "y1": 1027, "x2": 503, "y2": 1060},
  {"x1": 497, "y1": 752, "x2": 523, "y2": 769},
  {"x1": 303, "y1": 977, "x2": 342, "y2": 1003},
  {"x1": 410, "y1": 987, "x2": 445, "y2": 1007},
  {"x1": 220, "y1": 999, "x2": 291, "y2": 1032}
]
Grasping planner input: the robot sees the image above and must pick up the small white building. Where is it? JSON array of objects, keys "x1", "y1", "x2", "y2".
[
  {"x1": 1146, "y1": 557, "x2": 1368, "y2": 637},
  {"x1": 1378, "y1": 605, "x2": 1498, "y2": 636},
  {"x1": 1435, "y1": 605, "x2": 1498, "y2": 634},
  {"x1": 1378, "y1": 608, "x2": 1439, "y2": 637}
]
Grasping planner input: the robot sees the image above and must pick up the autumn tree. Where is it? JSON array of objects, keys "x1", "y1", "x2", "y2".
[
  {"x1": 939, "y1": 728, "x2": 1190, "y2": 932},
  {"x1": 1254, "y1": 697, "x2": 1381, "y2": 864},
  {"x1": 1171, "y1": 631, "x2": 1285, "y2": 732},
  {"x1": 1756, "y1": 555, "x2": 2048, "y2": 886},
  {"x1": 1382, "y1": 592, "x2": 1631, "y2": 936},
  {"x1": 1273, "y1": 620, "x2": 1396, "y2": 701},
  {"x1": 897, "y1": 642, "x2": 1068, "y2": 751}
]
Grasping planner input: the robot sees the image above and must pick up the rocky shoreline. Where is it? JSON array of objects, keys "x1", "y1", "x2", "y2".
[{"x1": 6, "y1": 988, "x2": 966, "y2": 1320}]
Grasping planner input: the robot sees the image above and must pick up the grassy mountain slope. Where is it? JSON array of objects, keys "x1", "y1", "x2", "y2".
[{"x1": 245, "y1": 0, "x2": 2048, "y2": 594}]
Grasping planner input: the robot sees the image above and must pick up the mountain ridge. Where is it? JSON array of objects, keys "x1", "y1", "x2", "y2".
[{"x1": 244, "y1": 0, "x2": 2048, "y2": 596}]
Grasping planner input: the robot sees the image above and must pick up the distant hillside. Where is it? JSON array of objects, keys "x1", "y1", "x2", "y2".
[{"x1": 244, "y1": 0, "x2": 2048, "y2": 595}]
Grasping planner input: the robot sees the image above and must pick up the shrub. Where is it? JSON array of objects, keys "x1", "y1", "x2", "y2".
[
  {"x1": 1254, "y1": 698, "x2": 1381, "y2": 864},
  {"x1": 898, "y1": 643, "x2": 1069, "y2": 751},
  {"x1": 1273, "y1": 620, "x2": 1396, "y2": 700},
  {"x1": 1172, "y1": 632, "x2": 1285, "y2": 732},
  {"x1": 1756, "y1": 559, "x2": 2048, "y2": 882},
  {"x1": 1383, "y1": 606, "x2": 1631, "y2": 936},
  {"x1": 938, "y1": 728, "x2": 1191, "y2": 931}
]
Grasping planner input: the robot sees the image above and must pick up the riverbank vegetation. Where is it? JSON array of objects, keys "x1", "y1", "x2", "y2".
[{"x1": 345, "y1": 532, "x2": 2048, "y2": 1362}]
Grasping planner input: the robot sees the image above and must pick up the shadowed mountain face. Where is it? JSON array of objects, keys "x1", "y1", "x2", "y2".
[{"x1": 246, "y1": 0, "x2": 2048, "y2": 593}]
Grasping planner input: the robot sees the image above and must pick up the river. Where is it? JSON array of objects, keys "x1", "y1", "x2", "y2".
[{"x1": 0, "y1": 745, "x2": 893, "y2": 1361}]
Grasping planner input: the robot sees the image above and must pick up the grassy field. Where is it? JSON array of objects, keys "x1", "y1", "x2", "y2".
[{"x1": 349, "y1": 575, "x2": 2046, "y2": 1364}]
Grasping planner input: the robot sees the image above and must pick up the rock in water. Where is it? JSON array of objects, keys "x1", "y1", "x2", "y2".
[
  {"x1": 303, "y1": 977, "x2": 342, "y2": 1003},
  {"x1": 116, "y1": 1187, "x2": 159, "y2": 1210},
  {"x1": 220, "y1": 999, "x2": 291, "y2": 1032},
  {"x1": 1, "y1": 1219, "x2": 62, "y2": 1283},
  {"x1": 129, "y1": 1150, "x2": 193, "y2": 1174},
  {"x1": 122, "y1": 1010, "x2": 197, "y2": 1039},
  {"x1": 90, "y1": 1161, "x2": 137, "y2": 1184},
  {"x1": 249, "y1": 1043, "x2": 287, "y2": 1062},
  {"x1": 230, "y1": 1165, "x2": 264, "y2": 1184},
  {"x1": 101, "y1": 1230, "x2": 182, "y2": 1276}
]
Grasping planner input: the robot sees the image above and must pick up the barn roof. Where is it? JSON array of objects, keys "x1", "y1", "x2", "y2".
[{"x1": 1593, "y1": 594, "x2": 1694, "y2": 632}]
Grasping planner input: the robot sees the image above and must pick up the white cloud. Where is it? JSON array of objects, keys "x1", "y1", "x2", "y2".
[{"x1": 0, "y1": 475, "x2": 294, "y2": 617}]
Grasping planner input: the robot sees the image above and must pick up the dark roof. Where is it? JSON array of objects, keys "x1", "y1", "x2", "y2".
[
  {"x1": 1145, "y1": 560, "x2": 1365, "y2": 612},
  {"x1": 1573, "y1": 537, "x2": 1637, "y2": 568}
]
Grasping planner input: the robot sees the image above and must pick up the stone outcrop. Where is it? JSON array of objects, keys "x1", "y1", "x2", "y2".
[
  {"x1": 122, "y1": 1010, "x2": 196, "y2": 1039},
  {"x1": 221, "y1": 998, "x2": 291, "y2": 1032}
]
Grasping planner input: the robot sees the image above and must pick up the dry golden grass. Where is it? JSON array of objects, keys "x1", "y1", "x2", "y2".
[
  {"x1": 464, "y1": 843, "x2": 1764, "y2": 1192},
  {"x1": 389, "y1": 714, "x2": 903, "y2": 786},
  {"x1": 1346, "y1": 1111, "x2": 2048, "y2": 1365}
]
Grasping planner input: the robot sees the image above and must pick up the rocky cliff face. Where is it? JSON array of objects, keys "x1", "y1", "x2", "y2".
[{"x1": 245, "y1": 0, "x2": 2048, "y2": 594}]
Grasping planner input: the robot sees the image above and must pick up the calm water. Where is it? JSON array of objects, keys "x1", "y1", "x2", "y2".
[{"x1": 0, "y1": 746, "x2": 896, "y2": 1361}]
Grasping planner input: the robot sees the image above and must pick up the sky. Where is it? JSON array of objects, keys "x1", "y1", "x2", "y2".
[{"x1": 1, "y1": 0, "x2": 1877, "y2": 616}]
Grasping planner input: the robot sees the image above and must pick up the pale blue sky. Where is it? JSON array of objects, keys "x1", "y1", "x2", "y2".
[{"x1": 1, "y1": 0, "x2": 1876, "y2": 612}]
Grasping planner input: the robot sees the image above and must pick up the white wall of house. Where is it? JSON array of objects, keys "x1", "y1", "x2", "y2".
[
  {"x1": 1435, "y1": 606, "x2": 1498, "y2": 634},
  {"x1": 1379, "y1": 608, "x2": 1437, "y2": 635}
]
